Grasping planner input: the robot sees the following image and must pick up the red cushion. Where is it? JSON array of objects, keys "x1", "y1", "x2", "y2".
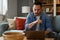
[{"x1": 15, "y1": 18, "x2": 26, "y2": 30}]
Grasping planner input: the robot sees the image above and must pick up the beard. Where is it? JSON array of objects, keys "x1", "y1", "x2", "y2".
[{"x1": 34, "y1": 13, "x2": 40, "y2": 16}]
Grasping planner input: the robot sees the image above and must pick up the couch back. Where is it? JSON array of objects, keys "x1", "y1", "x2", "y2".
[
  {"x1": 53, "y1": 15, "x2": 60, "y2": 32},
  {"x1": 49, "y1": 15, "x2": 60, "y2": 32}
]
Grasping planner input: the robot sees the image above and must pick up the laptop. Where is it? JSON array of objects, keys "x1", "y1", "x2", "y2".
[{"x1": 25, "y1": 31, "x2": 45, "y2": 40}]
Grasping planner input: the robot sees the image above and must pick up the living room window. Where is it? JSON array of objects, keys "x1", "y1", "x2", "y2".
[{"x1": 0, "y1": 0, "x2": 8, "y2": 15}]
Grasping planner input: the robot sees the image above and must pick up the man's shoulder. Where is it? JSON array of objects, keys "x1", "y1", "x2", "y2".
[
  {"x1": 41, "y1": 12, "x2": 47, "y2": 16},
  {"x1": 41, "y1": 12, "x2": 46, "y2": 15},
  {"x1": 27, "y1": 12, "x2": 34, "y2": 17},
  {"x1": 28, "y1": 12, "x2": 34, "y2": 15}
]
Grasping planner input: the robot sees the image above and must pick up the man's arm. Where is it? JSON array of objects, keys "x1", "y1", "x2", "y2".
[
  {"x1": 25, "y1": 14, "x2": 31, "y2": 30},
  {"x1": 28, "y1": 21, "x2": 37, "y2": 28},
  {"x1": 25, "y1": 15, "x2": 37, "y2": 30},
  {"x1": 25, "y1": 14, "x2": 42, "y2": 31},
  {"x1": 25, "y1": 14, "x2": 37, "y2": 30}
]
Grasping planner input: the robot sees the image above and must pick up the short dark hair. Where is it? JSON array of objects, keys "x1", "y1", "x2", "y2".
[{"x1": 33, "y1": 2, "x2": 42, "y2": 7}]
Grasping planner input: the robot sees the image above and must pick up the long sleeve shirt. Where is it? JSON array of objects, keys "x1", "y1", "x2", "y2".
[{"x1": 25, "y1": 12, "x2": 52, "y2": 32}]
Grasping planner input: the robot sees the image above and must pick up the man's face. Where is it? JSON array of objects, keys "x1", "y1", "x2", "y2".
[{"x1": 32, "y1": 5, "x2": 42, "y2": 16}]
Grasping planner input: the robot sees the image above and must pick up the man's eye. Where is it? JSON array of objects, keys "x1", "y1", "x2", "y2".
[{"x1": 34, "y1": 9, "x2": 36, "y2": 11}]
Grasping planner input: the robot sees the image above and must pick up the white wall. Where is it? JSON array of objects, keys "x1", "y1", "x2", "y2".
[{"x1": 6, "y1": 0, "x2": 17, "y2": 18}]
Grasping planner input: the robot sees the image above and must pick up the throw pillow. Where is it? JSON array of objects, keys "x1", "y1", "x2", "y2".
[
  {"x1": 7, "y1": 19, "x2": 16, "y2": 30},
  {"x1": 15, "y1": 18, "x2": 26, "y2": 30}
]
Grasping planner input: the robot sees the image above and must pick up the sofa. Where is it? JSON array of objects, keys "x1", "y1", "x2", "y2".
[
  {"x1": 0, "y1": 21, "x2": 8, "y2": 36},
  {"x1": 52, "y1": 15, "x2": 60, "y2": 40},
  {"x1": 0, "y1": 15, "x2": 60, "y2": 39}
]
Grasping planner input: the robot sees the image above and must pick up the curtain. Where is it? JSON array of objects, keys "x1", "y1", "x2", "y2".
[
  {"x1": 0, "y1": 0, "x2": 3, "y2": 15},
  {"x1": 0, "y1": 0, "x2": 8, "y2": 15}
]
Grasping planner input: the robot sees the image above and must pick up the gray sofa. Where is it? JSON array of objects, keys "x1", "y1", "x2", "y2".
[
  {"x1": 0, "y1": 22, "x2": 8, "y2": 36},
  {"x1": 0, "y1": 15, "x2": 60, "y2": 39},
  {"x1": 52, "y1": 15, "x2": 60, "y2": 40}
]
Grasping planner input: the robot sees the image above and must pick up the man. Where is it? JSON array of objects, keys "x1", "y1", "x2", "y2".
[{"x1": 25, "y1": 2, "x2": 52, "y2": 35}]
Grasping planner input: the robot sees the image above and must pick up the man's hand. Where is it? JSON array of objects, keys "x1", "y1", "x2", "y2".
[
  {"x1": 36, "y1": 19, "x2": 42, "y2": 24},
  {"x1": 45, "y1": 30, "x2": 50, "y2": 35}
]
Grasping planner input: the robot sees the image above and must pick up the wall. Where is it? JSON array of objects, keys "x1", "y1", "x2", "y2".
[
  {"x1": 17, "y1": 0, "x2": 33, "y2": 17},
  {"x1": 6, "y1": 0, "x2": 17, "y2": 18},
  {"x1": 5, "y1": 0, "x2": 33, "y2": 18}
]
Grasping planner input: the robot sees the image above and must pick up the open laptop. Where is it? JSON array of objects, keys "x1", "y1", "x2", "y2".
[{"x1": 25, "y1": 31, "x2": 45, "y2": 40}]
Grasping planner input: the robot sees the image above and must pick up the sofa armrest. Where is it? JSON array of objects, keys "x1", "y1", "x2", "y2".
[{"x1": 0, "y1": 22, "x2": 9, "y2": 36}]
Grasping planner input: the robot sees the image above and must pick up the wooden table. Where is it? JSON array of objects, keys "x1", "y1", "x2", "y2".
[{"x1": 0, "y1": 36, "x2": 54, "y2": 40}]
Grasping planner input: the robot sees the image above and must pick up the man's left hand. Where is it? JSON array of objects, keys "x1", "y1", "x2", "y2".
[{"x1": 45, "y1": 30, "x2": 49, "y2": 35}]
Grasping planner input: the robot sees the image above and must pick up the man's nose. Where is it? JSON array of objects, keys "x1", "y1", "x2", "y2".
[{"x1": 35, "y1": 10, "x2": 38, "y2": 13}]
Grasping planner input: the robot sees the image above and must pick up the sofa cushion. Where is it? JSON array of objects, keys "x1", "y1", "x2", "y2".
[
  {"x1": 53, "y1": 15, "x2": 60, "y2": 32},
  {"x1": 7, "y1": 19, "x2": 16, "y2": 30},
  {"x1": 15, "y1": 17, "x2": 26, "y2": 30}
]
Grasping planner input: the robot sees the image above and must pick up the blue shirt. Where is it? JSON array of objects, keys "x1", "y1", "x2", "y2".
[{"x1": 25, "y1": 12, "x2": 52, "y2": 32}]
